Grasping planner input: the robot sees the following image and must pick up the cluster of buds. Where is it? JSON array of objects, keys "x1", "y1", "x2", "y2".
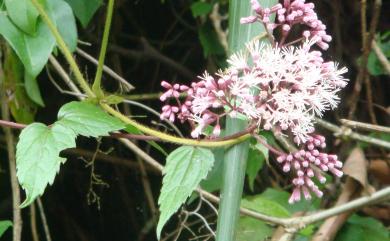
[
  {"x1": 241, "y1": 0, "x2": 332, "y2": 49},
  {"x1": 276, "y1": 135, "x2": 343, "y2": 203}
]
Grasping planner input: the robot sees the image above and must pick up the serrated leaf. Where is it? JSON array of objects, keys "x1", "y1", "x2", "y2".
[
  {"x1": 157, "y1": 146, "x2": 215, "y2": 238},
  {"x1": 5, "y1": 0, "x2": 39, "y2": 35},
  {"x1": 237, "y1": 217, "x2": 273, "y2": 241},
  {"x1": 191, "y1": 2, "x2": 213, "y2": 17},
  {"x1": 57, "y1": 101, "x2": 125, "y2": 138},
  {"x1": 0, "y1": 11, "x2": 55, "y2": 77},
  {"x1": 0, "y1": 221, "x2": 12, "y2": 237},
  {"x1": 241, "y1": 195, "x2": 290, "y2": 217},
  {"x1": 16, "y1": 123, "x2": 77, "y2": 207},
  {"x1": 47, "y1": 0, "x2": 78, "y2": 52},
  {"x1": 24, "y1": 71, "x2": 44, "y2": 107},
  {"x1": 64, "y1": 0, "x2": 102, "y2": 27}
]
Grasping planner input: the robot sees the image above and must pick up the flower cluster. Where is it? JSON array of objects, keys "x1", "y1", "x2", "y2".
[
  {"x1": 241, "y1": 0, "x2": 332, "y2": 49},
  {"x1": 160, "y1": 0, "x2": 348, "y2": 203},
  {"x1": 276, "y1": 135, "x2": 343, "y2": 203},
  {"x1": 161, "y1": 40, "x2": 347, "y2": 143}
]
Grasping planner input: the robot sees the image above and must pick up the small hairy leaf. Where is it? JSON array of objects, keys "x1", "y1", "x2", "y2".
[
  {"x1": 0, "y1": 220, "x2": 12, "y2": 237},
  {"x1": 64, "y1": 0, "x2": 102, "y2": 27},
  {"x1": 16, "y1": 123, "x2": 77, "y2": 207},
  {"x1": 157, "y1": 146, "x2": 215, "y2": 238},
  {"x1": 5, "y1": 0, "x2": 39, "y2": 35},
  {"x1": 57, "y1": 101, "x2": 125, "y2": 138}
]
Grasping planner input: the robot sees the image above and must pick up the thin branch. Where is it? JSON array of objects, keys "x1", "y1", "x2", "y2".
[
  {"x1": 92, "y1": 0, "x2": 115, "y2": 97},
  {"x1": 36, "y1": 198, "x2": 52, "y2": 241},
  {"x1": 30, "y1": 203, "x2": 40, "y2": 241},
  {"x1": 1, "y1": 52, "x2": 22, "y2": 241},
  {"x1": 340, "y1": 119, "x2": 390, "y2": 133},
  {"x1": 30, "y1": 0, "x2": 95, "y2": 98},
  {"x1": 76, "y1": 48, "x2": 134, "y2": 91},
  {"x1": 372, "y1": 40, "x2": 390, "y2": 75},
  {"x1": 315, "y1": 118, "x2": 390, "y2": 149},
  {"x1": 348, "y1": 0, "x2": 382, "y2": 118},
  {"x1": 108, "y1": 40, "x2": 195, "y2": 79}
]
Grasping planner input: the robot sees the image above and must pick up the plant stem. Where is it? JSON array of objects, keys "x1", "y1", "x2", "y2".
[
  {"x1": 92, "y1": 0, "x2": 115, "y2": 97},
  {"x1": 0, "y1": 52, "x2": 22, "y2": 241},
  {"x1": 215, "y1": 0, "x2": 276, "y2": 240},
  {"x1": 30, "y1": 0, "x2": 95, "y2": 98},
  {"x1": 216, "y1": 118, "x2": 249, "y2": 240},
  {"x1": 101, "y1": 103, "x2": 250, "y2": 147}
]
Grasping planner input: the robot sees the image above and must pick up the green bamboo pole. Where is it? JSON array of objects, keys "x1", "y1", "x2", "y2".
[{"x1": 216, "y1": 1, "x2": 276, "y2": 240}]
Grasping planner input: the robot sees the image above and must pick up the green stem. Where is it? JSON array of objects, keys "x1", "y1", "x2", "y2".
[
  {"x1": 92, "y1": 0, "x2": 115, "y2": 97},
  {"x1": 216, "y1": 0, "x2": 277, "y2": 240},
  {"x1": 216, "y1": 118, "x2": 249, "y2": 240},
  {"x1": 30, "y1": 0, "x2": 95, "y2": 98}
]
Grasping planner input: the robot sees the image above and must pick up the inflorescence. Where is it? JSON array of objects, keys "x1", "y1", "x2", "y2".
[{"x1": 159, "y1": 0, "x2": 348, "y2": 203}]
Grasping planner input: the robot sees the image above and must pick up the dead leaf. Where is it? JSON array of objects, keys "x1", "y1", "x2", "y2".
[
  {"x1": 369, "y1": 160, "x2": 390, "y2": 184},
  {"x1": 343, "y1": 147, "x2": 369, "y2": 190}
]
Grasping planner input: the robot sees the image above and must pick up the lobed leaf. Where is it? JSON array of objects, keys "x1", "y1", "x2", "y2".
[{"x1": 16, "y1": 123, "x2": 77, "y2": 207}]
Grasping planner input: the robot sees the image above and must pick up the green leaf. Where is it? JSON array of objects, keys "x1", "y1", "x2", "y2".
[
  {"x1": 200, "y1": 147, "x2": 224, "y2": 192},
  {"x1": 57, "y1": 101, "x2": 125, "y2": 138},
  {"x1": 24, "y1": 71, "x2": 44, "y2": 107},
  {"x1": 16, "y1": 123, "x2": 77, "y2": 207},
  {"x1": 241, "y1": 195, "x2": 290, "y2": 217},
  {"x1": 0, "y1": 11, "x2": 55, "y2": 77},
  {"x1": 47, "y1": 0, "x2": 78, "y2": 52},
  {"x1": 3, "y1": 45, "x2": 37, "y2": 123},
  {"x1": 199, "y1": 23, "x2": 225, "y2": 57},
  {"x1": 5, "y1": 0, "x2": 39, "y2": 35},
  {"x1": 64, "y1": 0, "x2": 102, "y2": 27},
  {"x1": 246, "y1": 143, "x2": 268, "y2": 191},
  {"x1": 259, "y1": 188, "x2": 320, "y2": 213},
  {"x1": 157, "y1": 146, "x2": 215, "y2": 238},
  {"x1": 367, "y1": 40, "x2": 390, "y2": 76},
  {"x1": 191, "y1": 2, "x2": 213, "y2": 17},
  {"x1": 0, "y1": 221, "x2": 12, "y2": 237},
  {"x1": 335, "y1": 215, "x2": 390, "y2": 241},
  {"x1": 237, "y1": 217, "x2": 273, "y2": 241}
]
